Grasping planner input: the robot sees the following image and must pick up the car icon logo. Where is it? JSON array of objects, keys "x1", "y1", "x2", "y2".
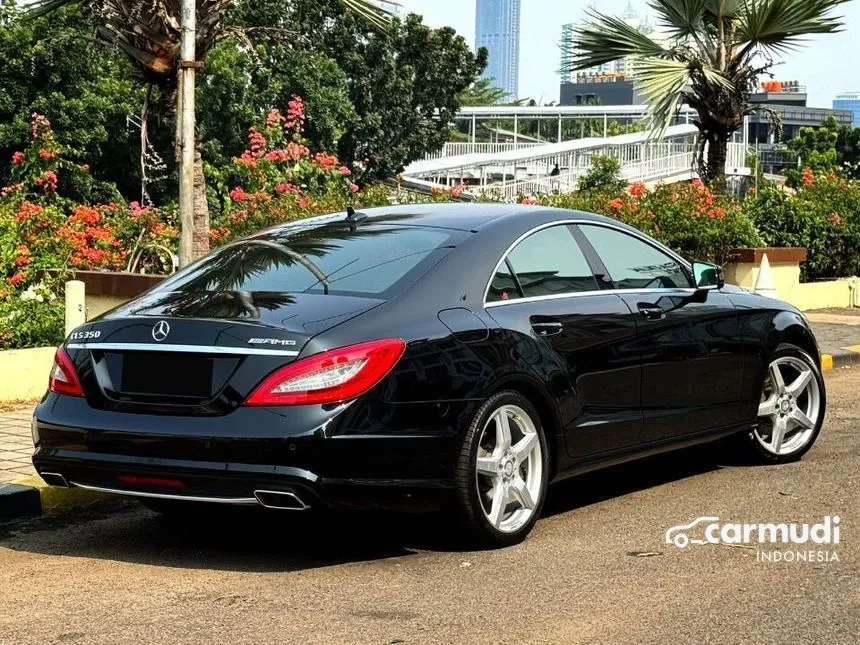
[
  {"x1": 151, "y1": 320, "x2": 171, "y2": 342},
  {"x1": 665, "y1": 516, "x2": 720, "y2": 548}
]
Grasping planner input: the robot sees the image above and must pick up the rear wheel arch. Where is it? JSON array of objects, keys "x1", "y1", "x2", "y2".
[{"x1": 483, "y1": 374, "x2": 562, "y2": 479}]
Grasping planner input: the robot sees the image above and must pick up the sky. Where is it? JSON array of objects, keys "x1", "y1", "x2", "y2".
[{"x1": 403, "y1": 0, "x2": 860, "y2": 108}]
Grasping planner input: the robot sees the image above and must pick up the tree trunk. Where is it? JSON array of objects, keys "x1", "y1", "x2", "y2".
[{"x1": 192, "y1": 144, "x2": 210, "y2": 260}]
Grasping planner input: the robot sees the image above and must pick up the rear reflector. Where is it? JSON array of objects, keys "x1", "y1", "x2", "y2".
[
  {"x1": 117, "y1": 475, "x2": 185, "y2": 490},
  {"x1": 245, "y1": 338, "x2": 406, "y2": 406},
  {"x1": 49, "y1": 346, "x2": 84, "y2": 397}
]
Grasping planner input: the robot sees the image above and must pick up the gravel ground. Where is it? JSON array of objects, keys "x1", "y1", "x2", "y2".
[{"x1": 0, "y1": 370, "x2": 857, "y2": 645}]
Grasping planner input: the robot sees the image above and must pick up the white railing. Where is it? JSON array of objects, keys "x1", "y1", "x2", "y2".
[{"x1": 423, "y1": 141, "x2": 543, "y2": 161}]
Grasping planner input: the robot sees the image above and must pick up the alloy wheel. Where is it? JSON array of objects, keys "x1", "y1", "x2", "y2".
[
  {"x1": 475, "y1": 404, "x2": 544, "y2": 533},
  {"x1": 755, "y1": 356, "x2": 821, "y2": 456}
]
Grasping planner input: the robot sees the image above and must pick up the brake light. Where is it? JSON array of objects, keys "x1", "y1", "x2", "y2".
[
  {"x1": 48, "y1": 346, "x2": 84, "y2": 397},
  {"x1": 245, "y1": 338, "x2": 406, "y2": 406}
]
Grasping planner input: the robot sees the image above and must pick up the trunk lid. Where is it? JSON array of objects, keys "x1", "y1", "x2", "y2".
[{"x1": 68, "y1": 291, "x2": 383, "y2": 414}]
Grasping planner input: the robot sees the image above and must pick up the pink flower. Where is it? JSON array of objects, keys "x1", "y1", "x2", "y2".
[
  {"x1": 11, "y1": 151, "x2": 24, "y2": 165},
  {"x1": 298, "y1": 197, "x2": 312, "y2": 209},
  {"x1": 520, "y1": 196, "x2": 538, "y2": 205},
  {"x1": 830, "y1": 212, "x2": 842, "y2": 226},
  {"x1": 339, "y1": 166, "x2": 352, "y2": 176},
  {"x1": 349, "y1": 183, "x2": 360, "y2": 193},
  {"x1": 275, "y1": 182, "x2": 300, "y2": 195}
]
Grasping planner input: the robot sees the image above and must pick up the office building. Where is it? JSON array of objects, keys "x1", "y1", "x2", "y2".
[
  {"x1": 833, "y1": 92, "x2": 860, "y2": 126},
  {"x1": 475, "y1": 0, "x2": 521, "y2": 99}
]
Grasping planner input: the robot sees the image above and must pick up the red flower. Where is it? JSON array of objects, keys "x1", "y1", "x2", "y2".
[
  {"x1": 801, "y1": 168, "x2": 814, "y2": 188},
  {"x1": 275, "y1": 182, "x2": 300, "y2": 195},
  {"x1": 230, "y1": 187, "x2": 249, "y2": 202},
  {"x1": 829, "y1": 212, "x2": 842, "y2": 226},
  {"x1": 609, "y1": 197, "x2": 624, "y2": 210},
  {"x1": 520, "y1": 196, "x2": 538, "y2": 205},
  {"x1": 628, "y1": 182, "x2": 647, "y2": 198},
  {"x1": 298, "y1": 197, "x2": 312, "y2": 209},
  {"x1": 450, "y1": 182, "x2": 467, "y2": 198},
  {"x1": 39, "y1": 148, "x2": 57, "y2": 160},
  {"x1": 11, "y1": 151, "x2": 24, "y2": 165},
  {"x1": 8, "y1": 273, "x2": 25, "y2": 287}
]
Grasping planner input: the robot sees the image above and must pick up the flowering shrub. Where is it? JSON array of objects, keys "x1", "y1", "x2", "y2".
[
  {"x1": 747, "y1": 171, "x2": 860, "y2": 280},
  {"x1": 0, "y1": 282, "x2": 64, "y2": 349},
  {"x1": 534, "y1": 180, "x2": 761, "y2": 264},
  {"x1": 1, "y1": 114, "x2": 179, "y2": 295},
  {"x1": 214, "y1": 97, "x2": 386, "y2": 242}
]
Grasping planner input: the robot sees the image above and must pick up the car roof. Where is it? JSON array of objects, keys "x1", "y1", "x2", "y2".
[{"x1": 264, "y1": 203, "x2": 619, "y2": 234}]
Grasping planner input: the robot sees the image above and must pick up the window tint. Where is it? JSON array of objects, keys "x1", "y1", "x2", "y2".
[
  {"x1": 155, "y1": 224, "x2": 455, "y2": 298},
  {"x1": 487, "y1": 261, "x2": 521, "y2": 302},
  {"x1": 580, "y1": 225, "x2": 690, "y2": 290},
  {"x1": 501, "y1": 225, "x2": 598, "y2": 299}
]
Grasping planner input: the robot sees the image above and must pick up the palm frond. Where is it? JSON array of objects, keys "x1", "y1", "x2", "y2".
[
  {"x1": 648, "y1": 0, "x2": 709, "y2": 39},
  {"x1": 735, "y1": 0, "x2": 849, "y2": 55},
  {"x1": 563, "y1": 10, "x2": 670, "y2": 72},
  {"x1": 25, "y1": 0, "x2": 76, "y2": 19},
  {"x1": 339, "y1": 0, "x2": 393, "y2": 31},
  {"x1": 634, "y1": 58, "x2": 694, "y2": 132}
]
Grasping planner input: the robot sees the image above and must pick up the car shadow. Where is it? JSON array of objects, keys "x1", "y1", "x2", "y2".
[{"x1": 1, "y1": 443, "x2": 729, "y2": 572}]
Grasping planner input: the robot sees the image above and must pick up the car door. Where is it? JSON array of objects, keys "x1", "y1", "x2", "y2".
[
  {"x1": 576, "y1": 223, "x2": 744, "y2": 444},
  {"x1": 484, "y1": 223, "x2": 642, "y2": 459}
]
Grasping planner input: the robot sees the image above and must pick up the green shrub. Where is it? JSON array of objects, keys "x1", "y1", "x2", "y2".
[
  {"x1": 577, "y1": 155, "x2": 627, "y2": 193},
  {"x1": 0, "y1": 283, "x2": 64, "y2": 349}
]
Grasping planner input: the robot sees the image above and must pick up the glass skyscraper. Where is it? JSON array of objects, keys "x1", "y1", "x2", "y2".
[
  {"x1": 475, "y1": 0, "x2": 521, "y2": 99},
  {"x1": 834, "y1": 93, "x2": 860, "y2": 126}
]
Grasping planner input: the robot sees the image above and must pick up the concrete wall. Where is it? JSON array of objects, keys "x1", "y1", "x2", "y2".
[
  {"x1": 0, "y1": 347, "x2": 55, "y2": 402},
  {"x1": 724, "y1": 249, "x2": 860, "y2": 311}
]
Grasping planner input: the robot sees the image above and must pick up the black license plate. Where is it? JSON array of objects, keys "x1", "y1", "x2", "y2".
[{"x1": 120, "y1": 353, "x2": 214, "y2": 398}]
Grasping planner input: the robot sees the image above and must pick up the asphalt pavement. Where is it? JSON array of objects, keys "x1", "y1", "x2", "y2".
[{"x1": 1, "y1": 369, "x2": 858, "y2": 645}]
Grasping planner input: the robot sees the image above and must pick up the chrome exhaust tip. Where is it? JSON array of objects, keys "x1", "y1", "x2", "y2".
[
  {"x1": 41, "y1": 472, "x2": 70, "y2": 488},
  {"x1": 254, "y1": 489, "x2": 309, "y2": 510}
]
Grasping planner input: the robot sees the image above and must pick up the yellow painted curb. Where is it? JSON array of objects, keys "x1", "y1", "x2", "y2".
[
  {"x1": 821, "y1": 354, "x2": 834, "y2": 371},
  {"x1": 10, "y1": 475, "x2": 109, "y2": 515}
]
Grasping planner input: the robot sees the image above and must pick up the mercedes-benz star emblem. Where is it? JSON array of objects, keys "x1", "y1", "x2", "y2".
[{"x1": 151, "y1": 320, "x2": 170, "y2": 342}]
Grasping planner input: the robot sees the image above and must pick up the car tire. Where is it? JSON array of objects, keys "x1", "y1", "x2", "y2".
[
  {"x1": 745, "y1": 343, "x2": 826, "y2": 464},
  {"x1": 454, "y1": 391, "x2": 549, "y2": 548}
]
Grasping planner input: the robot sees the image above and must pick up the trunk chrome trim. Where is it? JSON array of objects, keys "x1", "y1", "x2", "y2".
[
  {"x1": 65, "y1": 342, "x2": 299, "y2": 357},
  {"x1": 67, "y1": 481, "x2": 259, "y2": 505}
]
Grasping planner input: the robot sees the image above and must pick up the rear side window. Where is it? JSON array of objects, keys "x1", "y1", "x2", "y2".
[
  {"x1": 489, "y1": 225, "x2": 598, "y2": 302},
  {"x1": 579, "y1": 224, "x2": 691, "y2": 290},
  {"x1": 155, "y1": 224, "x2": 456, "y2": 298}
]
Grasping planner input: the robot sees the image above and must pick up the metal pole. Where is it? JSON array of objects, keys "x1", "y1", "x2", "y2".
[{"x1": 178, "y1": 0, "x2": 196, "y2": 267}]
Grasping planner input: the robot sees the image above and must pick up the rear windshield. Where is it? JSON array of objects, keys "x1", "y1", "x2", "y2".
[{"x1": 154, "y1": 224, "x2": 458, "y2": 298}]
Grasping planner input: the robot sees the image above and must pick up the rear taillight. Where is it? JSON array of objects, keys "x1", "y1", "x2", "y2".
[
  {"x1": 48, "y1": 346, "x2": 84, "y2": 397},
  {"x1": 245, "y1": 338, "x2": 406, "y2": 406}
]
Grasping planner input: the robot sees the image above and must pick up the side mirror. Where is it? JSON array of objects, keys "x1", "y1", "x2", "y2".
[{"x1": 692, "y1": 261, "x2": 724, "y2": 291}]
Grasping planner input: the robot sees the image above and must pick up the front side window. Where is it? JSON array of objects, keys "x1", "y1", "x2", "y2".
[
  {"x1": 579, "y1": 225, "x2": 691, "y2": 290},
  {"x1": 489, "y1": 225, "x2": 598, "y2": 302}
]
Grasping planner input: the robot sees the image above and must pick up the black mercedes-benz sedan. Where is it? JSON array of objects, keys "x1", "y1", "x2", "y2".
[{"x1": 32, "y1": 204, "x2": 826, "y2": 546}]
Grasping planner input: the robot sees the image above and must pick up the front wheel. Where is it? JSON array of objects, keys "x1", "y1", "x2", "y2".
[
  {"x1": 454, "y1": 391, "x2": 549, "y2": 548},
  {"x1": 748, "y1": 344, "x2": 826, "y2": 463}
]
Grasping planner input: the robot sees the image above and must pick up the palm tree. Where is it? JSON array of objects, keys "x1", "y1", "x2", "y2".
[
  {"x1": 28, "y1": 0, "x2": 389, "y2": 262},
  {"x1": 563, "y1": 0, "x2": 848, "y2": 187}
]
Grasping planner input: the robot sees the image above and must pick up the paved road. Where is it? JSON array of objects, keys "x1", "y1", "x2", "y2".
[{"x1": 1, "y1": 371, "x2": 858, "y2": 645}]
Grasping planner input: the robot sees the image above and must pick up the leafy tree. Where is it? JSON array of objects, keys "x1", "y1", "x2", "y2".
[
  {"x1": 564, "y1": 0, "x2": 848, "y2": 189},
  {"x1": 29, "y1": 0, "x2": 391, "y2": 262},
  {"x1": 786, "y1": 118, "x2": 839, "y2": 185},
  {"x1": 578, "y1": 155, "x2": 627, "y2": 193},
  {"x1": 459, "y1": 78, "x2": 509, "y2": 107},
  {"x1": 0, "y1": 2, "x2": 142, "y2": 199},
  {"x1": 231, "y1": 0, "x2": 486, "y2": 180}
]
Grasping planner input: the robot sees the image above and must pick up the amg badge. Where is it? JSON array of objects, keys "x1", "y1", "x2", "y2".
[{"x1": 248, "y1": 338, "x2": 297, "y2": 347}]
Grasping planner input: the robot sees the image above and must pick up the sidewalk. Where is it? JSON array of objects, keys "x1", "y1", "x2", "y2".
[
  {"x1": 805, "y1": 308, "x2": 860, "y2": 368},
  {"x1": 0, "y1": 406, "x2": 36, "y2": 483}
]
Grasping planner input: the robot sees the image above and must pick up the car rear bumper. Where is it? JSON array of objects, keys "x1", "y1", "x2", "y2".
[{"x1": 32, "y1": 394, "x2": 476, "y2": 513}]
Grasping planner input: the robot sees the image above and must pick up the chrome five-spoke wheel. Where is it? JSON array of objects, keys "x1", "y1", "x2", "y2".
[
  {"x1": 475, "y1": 404, "x2": 544, "y2": 534},
  {"x1": 756, "y1": 355, "x2": 822, "y2": 457}
]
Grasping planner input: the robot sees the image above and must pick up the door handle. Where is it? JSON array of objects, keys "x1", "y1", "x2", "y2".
[
  {"x1": 637, "y1": 304, "x2": 666, "y2": 321},
  {"x1": 531, "y1": 321, "x2": 563, "y2": 337}
]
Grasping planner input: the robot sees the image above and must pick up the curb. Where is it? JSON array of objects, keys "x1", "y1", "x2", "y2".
[
  {"x1": 0, "y1": 475, "x2": 109, "y2": 523},
  {"x1": 821, "y1": 345, "x2": 860, "y2": 371}
]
